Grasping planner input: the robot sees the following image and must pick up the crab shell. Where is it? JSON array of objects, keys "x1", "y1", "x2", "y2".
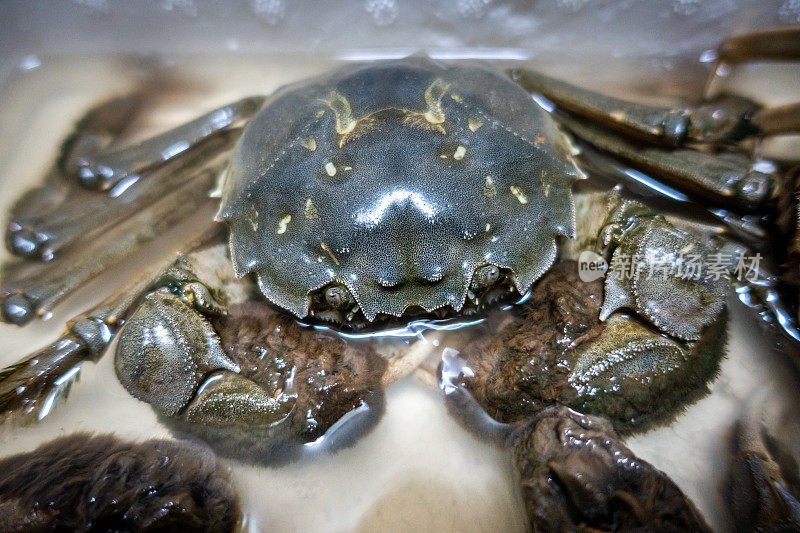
[{"x1": 217, "y1": 57, "x2": 582, "y2": 321}]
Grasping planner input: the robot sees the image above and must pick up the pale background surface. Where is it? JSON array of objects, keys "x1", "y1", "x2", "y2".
[{"x1": 1, "y1": 4, "x2": 799, "y2": 531}]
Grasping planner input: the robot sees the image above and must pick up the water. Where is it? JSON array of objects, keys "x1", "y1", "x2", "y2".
[{"x1": 0, "y1": 53, "x2": 798, "y2": 532}]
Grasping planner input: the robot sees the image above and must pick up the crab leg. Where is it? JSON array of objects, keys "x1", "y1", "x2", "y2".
[
  {"x1": 750, "y1": 102, "x2": 800, "y2": 137},
  {"x1": 725, "y1": 405, "x2": 800, "y2": 532},
  {"x1": 715, "y1": 25, "x2": 800, "y2": 65},
  {"x1": 63, "y1": 95, "x2": 264, "y2": 190},
  {"x1": 705, "y1": 25, "x2": 800, "y2": 97},
  {"x1": 513, "y1": 406, "x2": 712, "y2": 531},
  {"x1": 7, "y1": 132, "x2": 237, "y2": 261},
  {"x1": 560, "y1": 114, "x2": 778, "y2": 210},
  {"x1": 0, "y1": 161, "x2": 224, "y2": 326},
  {"x1": 578, "y1": 145, "x2": 769, "y2": 246},
  {"x1": 6, "y1": 95, "x2": 144, "y2": 237},
  {"x1": 0, "y1": 226, "x2": 224, "y2": 426},
  {"x1": 513, "y1": 68, "x2": 761, "y2": 146}
]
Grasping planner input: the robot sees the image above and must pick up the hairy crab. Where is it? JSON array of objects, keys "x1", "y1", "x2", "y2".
[{"x1": 0, "y1": 25, "x2": 799, "y2": 531}]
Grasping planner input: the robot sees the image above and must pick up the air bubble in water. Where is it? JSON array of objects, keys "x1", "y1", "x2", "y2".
[
  {"x1": 252, "y1": 0, "x2": 286, "y2": 25},
  {"x1": 555, "y1": 0, "x2": 591, "y2": 14},
  {"x1": 457, "y1": 0, "x2": 493, "y2": 18},
  {"x1": 672, "y1": 0, "x2": 702, "y2": 15},
  {"x1": 161, "y1": 0, "x2": 198, "y2": 17},
  {"x1": 72, "y1": 0, "x2": 109, "y2": 10},
  {"x1": 364, "y1": 0, "x2": 399, "y2": 26},
  {"x1": 779, "y1": 0, "x2": 800, "y2": 22}
]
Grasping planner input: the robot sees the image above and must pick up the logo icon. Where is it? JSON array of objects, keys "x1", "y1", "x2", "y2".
[{"x1": 578, "y1": 250, "x2": 608, "y2": 282}]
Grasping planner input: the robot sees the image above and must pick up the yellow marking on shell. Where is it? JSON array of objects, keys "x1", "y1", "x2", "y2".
[
  {"x1": 304, "y1": 198, "x2": 319, "y2": 219},
  {"x1": 244, "y1": 204, "x2": 259, "y2": 231},
  {"x1": 424, "y1": 78, "x2": 449, "y2": 124},
  {"x1": 324, "y1": 91, "x2": 357, "y2": 134},
  {"x1": 483, "y1": 175, "x2": 497, "y2": 198},
  {"x1": 401, "y1": 111, "x2": 446, "y2": 135},
  {"x1": 534, "y1": 134, "x2": 546, "y2": 145},
  {"x1": 539, "y1": 169, "x2": 562, "y2": 196},
  {"x1": 316, "y1": 109, "x2": 325, "y2": 118},
  {"x1": 450, "y1": 93, "x2": 463, "y2": 103},
  {"x1": 468, "y1": 116, "x2": 483, "y2": 132},
  {"x1": 485, "y1": 223, "x2": 491, "y2": 232},
  {"x1": 339, "y1": 107, "x2": 447, "y2": 147},
  {"x1": 301, "y1": 136, "x2": 317, "y2": 151},
  {"x1": 440, "y1": 154, "x2": 448, "y2": 159},
  {"x1": 510, "y1": 186, "x2": 528, "y2": 204},
  {"x1": 344, "y1": 165, "x2": 352, "y2": 171},
  {"x1": 325, "y1": 162, "x2": 337, "y2": 177},
  {"x1": 338, "y1": 114, "x2": 380, "y2": 147},
  {"x1": 453, "y1": 145, "x2": 466, "y2": 160},
  {"x1": 276, "y1": 215, "x2": 292, "y2": 234},
  {"x1": 321, "y1": 242, "x2": 340, "y2": 265}
]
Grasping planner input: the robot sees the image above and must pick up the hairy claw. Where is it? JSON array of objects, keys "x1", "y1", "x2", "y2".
[
  {"x1": 115, "y1": 291, "x2": 238, "y2": 417},
  {"x1": 725, "y1": 410, "x2": 800, "y2": 532},
  {"x1": 445, "y1": 261, "x2": 725, "y2": 434},
  {"x1": 600, "y1": 199, "x2": 726, "y2": 341},
  {"x1": 512, "y1": 406, "x2": 712, "y2": 532},
  {"x1": 0, "y1": 433, "x2": 239, "y2": 532}
]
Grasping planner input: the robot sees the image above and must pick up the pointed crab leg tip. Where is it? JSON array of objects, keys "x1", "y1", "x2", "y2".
[
  {"x1": 2, "y1": 294, "x2": 37, "y2": 326},
  {"x1": 76, "y1": 167, "x2": 106, "y2": 190},
  {"x1": 5, "y1": 226, "x2": 44, "y2": 259}
]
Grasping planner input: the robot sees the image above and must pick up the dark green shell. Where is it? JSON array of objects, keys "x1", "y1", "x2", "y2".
[{"x1": 218, "y1": 57, "x2": 580, "y2": 320}]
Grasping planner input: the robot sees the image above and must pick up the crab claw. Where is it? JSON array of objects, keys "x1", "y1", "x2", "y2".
[
  {"x1": 0, "y1": 433, "x2": 239, "y2": 532},
  {"x1": 569, "y1": 312, "x2": 726, "y2": 432},
  {"x1": 117, "y1": 270, "x2": 390, "y2": 462},
  {"x1": 445, "y1": 260, "x2": 726, "y2": 435},
  {"x1": 115, "y1": 290, "x2": 240, "y2": 417},
  {"x1": 512, "y1": 406, "x2": 711, "y2": 532},
  {"x1": 725, "y1": 408, "x2": 800, "y2": 532},
  {"x1": 600, "y1": 202, "x2": 726, "y2": 341}
]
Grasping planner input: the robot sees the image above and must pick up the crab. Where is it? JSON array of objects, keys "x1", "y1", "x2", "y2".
[{"x1": 1, "y1": 24, "x2": 799, "y2": 531}]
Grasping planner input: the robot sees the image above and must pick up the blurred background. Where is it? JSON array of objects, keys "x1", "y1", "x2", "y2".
[{"x1": 1, "y1": 0, "x2": 797, "y2": 75}]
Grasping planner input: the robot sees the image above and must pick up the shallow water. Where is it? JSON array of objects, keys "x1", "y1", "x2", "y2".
[{"x1": 0, "y1": 53, "x2": 798, "y2": 532}]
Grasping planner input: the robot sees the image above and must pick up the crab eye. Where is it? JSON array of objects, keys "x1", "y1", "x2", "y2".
[
  {"x1": 325, "y1": 284, "x2": 355, "y2": 309},
  {"x1": 471, "y1": 265, "x2": 501, "y2": 290}
]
